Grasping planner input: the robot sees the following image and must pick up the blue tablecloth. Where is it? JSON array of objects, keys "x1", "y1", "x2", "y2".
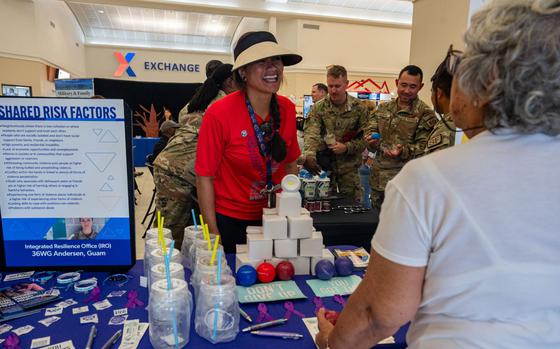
[
  {"x1": 133, "y1": 137, "x2": 159, "y2": 167},
  {"x1": 0, "y1": 250, "x2": 408, "y2": 348}
]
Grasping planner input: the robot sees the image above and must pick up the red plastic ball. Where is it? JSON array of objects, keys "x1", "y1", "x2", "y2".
[
  {"x1": 256, "y1": 262, "x2": 276, "y2": 283},
  {"x1": 276, "y1": 261, "x2": 295, "y2": 281}
]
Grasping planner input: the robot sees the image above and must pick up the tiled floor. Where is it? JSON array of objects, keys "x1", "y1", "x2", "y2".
[{"x1": 133, "y1": 166, "x2": 155, "y2": 260}]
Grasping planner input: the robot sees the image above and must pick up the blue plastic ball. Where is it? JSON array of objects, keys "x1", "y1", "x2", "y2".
[
  {"x1": 315, "y1": 260, "x2": 335, "y2": 280},
  {"x1": 335, "y1": 257, "x2": 353, "y2": 276},
  {"x1": 236, "y1": 265, "x2": 257, "y2": 286}
]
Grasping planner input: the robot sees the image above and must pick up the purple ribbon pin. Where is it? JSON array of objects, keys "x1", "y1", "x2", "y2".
[
  {"x1": 3, "y1": 333, "x2": 21, "y2": 349},
  {"x1": 256, "y1": 303, "x2": 274, "y2": 323},
  {"x1": 333, "y1": 294, "x2": 346, "y2": 307},
  {"x1": 126, "y1": 290, "x2": 145, "y2": 309},
  {"x1": 313, "y1": 296, "x2": 325, "y2": 314},
  {"x1": 84, "y1": 286, "x2": 101, "y2": 303},
  {"x1": 284, "y1": 301, "x2": 305, "y2": 320}
]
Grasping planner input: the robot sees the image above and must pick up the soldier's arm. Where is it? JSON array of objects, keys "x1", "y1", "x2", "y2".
[
  {"x1": 424, "y1": 128, "x2": 455, "y2": 155},
  {"x1": 364, "y1": 109, "x2": 380, "y2": 152},
  {"x1": 303, "y1": 107, "x2": 323, "y2": 159},
  {"x1": 344, "y1": 107, "x2": 370, "y2": 155},
  {"x1": 401, "y1": 109, "x2": 438, "y2": 160}
]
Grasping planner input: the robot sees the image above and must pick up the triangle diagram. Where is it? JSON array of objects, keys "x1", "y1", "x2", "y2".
[
  {"x1": 99, "y1": 130, "x2": 119, "y2": 143},
  {"x1": 96, "y1": 196, "x2": 122, "y2": 213},
  {"x1": 85, "y1": 152, "x2": 116, "y2": 172},
  {"x1": 99, "y1": 183, "x2": 113, "y2": 192},
  {"x1": 93, "y1": 128, "x2": 103, "y2": 136}
]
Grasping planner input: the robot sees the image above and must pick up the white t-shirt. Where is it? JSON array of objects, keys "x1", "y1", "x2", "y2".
[{"x1": 372, "y1": 130, "x2": 560, "y2": 349}]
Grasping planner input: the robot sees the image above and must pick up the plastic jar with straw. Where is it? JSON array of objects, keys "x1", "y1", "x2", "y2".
[
  {"x1": 191, "y1": 255, "x2": 231, "y2": 300},
  {"x1": 149, "y1": 278, "x2": 192, "y2": 349},
  {"x1": 148, "y1": 248, "x2": 183, "y2": 287},
  {"x1": 181, "y1": 225, "x2": 200, "y2": 269},
  {"x1": 151, "y1": 262, "x2": 185, "y2": 291},
  {"x1": 146, "y1": 227, "x2": 172, "y2": 241},
  {"x1": 194, "y1": 251, "x2": 239, "y2": 344},
  {"x1": 145, "y1": 237, "x2": 173, "y2": 277},
  {"x1": 189, "y1": 233, "x2": 217, "y2": 272}
]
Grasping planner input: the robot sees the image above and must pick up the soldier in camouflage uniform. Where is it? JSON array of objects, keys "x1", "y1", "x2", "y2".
[
  {"x1": 153, "y1": 64, "x2": 236, "y2": 246},
  {"x1": 365, "y1": 65, "x2": 437, "y2": 209},
  {"x1": 303, "y1": 65, "x2": 370, "y2": 200},
  {"x1": 425, "y1": 55, "x2": 457, "y2": 155}
]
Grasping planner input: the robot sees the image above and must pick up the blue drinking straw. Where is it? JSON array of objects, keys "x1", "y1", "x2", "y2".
[
  {"x1": 165, "y1": 241, "x2": 179, "y2": 349},
  {"x1": 211, "y1": 249, "x2": 223, "y2": 341},
  {"x1": 191, "y1": 209, "x2": 199, "y2": 232}
]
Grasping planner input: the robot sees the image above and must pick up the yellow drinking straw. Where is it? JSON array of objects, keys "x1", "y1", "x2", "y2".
[
  {"x1": 205, "y1": 224, "x2": 211, "y2": 250},
  {"x1": 210, "y1": 235, "x2": 220, "y2": 266},
  {"x1": 160, "y1": 216, "x2": 167, "y2": 256}
]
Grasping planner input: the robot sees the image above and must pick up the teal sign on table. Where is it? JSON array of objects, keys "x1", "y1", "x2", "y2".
[
  {"x1": 237, "y1": 281, "x2": 306, "y2": 303},
  {"x1": 306, "y1": 275, "x2": 362, "y2": 297}
]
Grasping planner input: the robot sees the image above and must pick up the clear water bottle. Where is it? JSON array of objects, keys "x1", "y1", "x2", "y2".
[
  {"x1": 149, "y1": 278, "x2": 192, "y2": 349},
  {"x1": 195, "y1": 274, "x2": 239, "y2": 344}
]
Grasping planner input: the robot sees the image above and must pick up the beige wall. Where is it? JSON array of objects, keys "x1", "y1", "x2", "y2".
[
  {"x1": 0, "y1": 57, "x2": 54, "y2": 97},
  {"x1": 0, "y1": 0, "x2": 86, "y2": 76},
  {"x1": 409, "y1": 0, "x2": 470, "y2": 104},
  {"x1": 85, "y1": 46, "x2": 232, "y2": 83},
  {"x1": 278, "y1": 18, "x2": 410, "y2": 109},
  {"x1": 282, "y1": 72, "x2": 396, "y2": 113}
]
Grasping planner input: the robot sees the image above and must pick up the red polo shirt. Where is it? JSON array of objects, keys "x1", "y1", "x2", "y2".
[{"x1": 195, "y1": 90, "x2": 300, "y2": 220}]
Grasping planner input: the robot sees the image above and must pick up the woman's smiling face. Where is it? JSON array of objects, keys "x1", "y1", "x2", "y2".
[{"x1": 241, "y1": 56, "x2": 284, "y2": 95}]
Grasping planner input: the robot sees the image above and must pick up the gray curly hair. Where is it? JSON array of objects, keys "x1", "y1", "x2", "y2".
[{"x1": 456, "y1": 0, "x2": 560, "y2": 135}]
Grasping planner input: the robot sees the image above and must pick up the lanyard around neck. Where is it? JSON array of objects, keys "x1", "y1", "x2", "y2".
[{"x1": 245, "y1": 95, "x2": 273, "y2": 190}]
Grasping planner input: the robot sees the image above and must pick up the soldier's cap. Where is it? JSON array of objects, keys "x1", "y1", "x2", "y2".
[
  {"x1": 232, "y1": 31, "x2": 302, "y2": 71},
  {"x1": 160, "y1": 120, "x2": 180, "y2": 133}
]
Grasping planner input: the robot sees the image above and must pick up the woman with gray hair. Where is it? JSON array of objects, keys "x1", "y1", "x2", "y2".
[{"x1": 316, "y1": 1, "x2": 560, "y2": 348}]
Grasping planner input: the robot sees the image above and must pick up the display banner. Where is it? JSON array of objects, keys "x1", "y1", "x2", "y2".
[
  {"x1": 237, "y1": 281, "x2": 306, "y2": 303},
  {"x1": 0, "y1": 97, "x2": 135, "y2": 270},
  {"x1": 306, "y1": 275, "x2": 362, "y2": 297},
  {"x1": 54, "y1": 79, "x2": 95, "y2": 98}
]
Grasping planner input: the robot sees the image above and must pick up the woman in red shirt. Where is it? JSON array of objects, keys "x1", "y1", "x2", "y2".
[{"x1": 195, "y1": 31, "x2": 302, "y2": 253}]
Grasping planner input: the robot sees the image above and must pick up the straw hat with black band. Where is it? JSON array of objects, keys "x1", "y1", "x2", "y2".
[{"x1": 232, "y1": 31, "x2": 302, "y2": 71}]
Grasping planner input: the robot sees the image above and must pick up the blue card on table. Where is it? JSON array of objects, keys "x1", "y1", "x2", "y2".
[
  {"x1": 306, "y1": 275, "x2": 362, "y2": 297},
  {"x1": 237, "y1": 281, "x2": 306, "y2": 303}
]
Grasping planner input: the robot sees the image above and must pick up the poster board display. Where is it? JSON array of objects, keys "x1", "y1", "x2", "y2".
[{"x1": 0, "y1": 97, "x2": 135, "y2": 271}]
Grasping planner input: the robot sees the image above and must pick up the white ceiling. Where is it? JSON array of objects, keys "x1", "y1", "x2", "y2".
[
  {"x1": 288, "y1": 0, "x2": 412, "y2": 14},
  {"x1": 67, "y1": 2, "x2": 243, "y2": 52},
  {"x1": 66, "y1": 0, "x2": 412, "y2": 53}
]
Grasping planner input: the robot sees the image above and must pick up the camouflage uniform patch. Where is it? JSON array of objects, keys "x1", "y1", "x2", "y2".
[
  {"x1": 424, "y1": 113, "x2": 456, "y2": 155},
  {"x1": 303, "y1": 94, "x2": 371, "y2": 200},
  {"x1": 365, "y1": 97, "x2": 437, "y2": 196}
]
